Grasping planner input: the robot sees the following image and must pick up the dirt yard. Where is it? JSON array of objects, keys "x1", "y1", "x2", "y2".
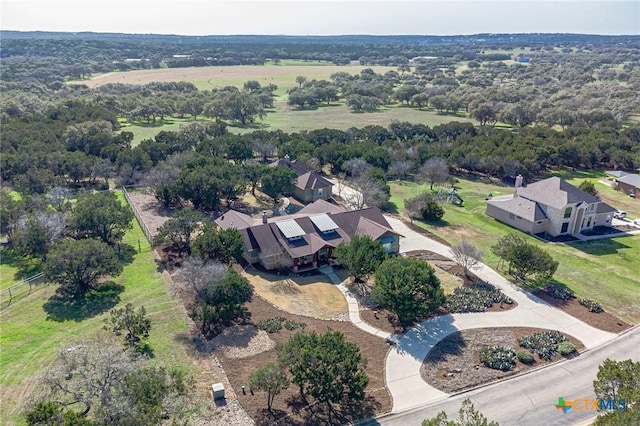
[
  {"x1": 218, "y1": 295, "x2": 392, "y2": 425},
  {"x1": 533, "y1": 289, "x2": 631, "y2": 333},
  {"x1": 125, "y1": 188, "x2": 172, "y2": 237},
  {"x1": 421, "y1": 327, "x2": 585, "y2": 393},
  {"x1": 243, "y1": 267, "x2": 348, "y2": 320}
]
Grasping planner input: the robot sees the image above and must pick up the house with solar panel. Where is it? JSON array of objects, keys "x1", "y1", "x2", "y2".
[{"x1": 215, "y1": 199, "x2": 401, "y2": 272}]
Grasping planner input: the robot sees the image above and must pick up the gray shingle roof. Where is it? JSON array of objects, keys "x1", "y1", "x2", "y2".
[
  {"x1": 617, "y1": 174, "x2": 640, "y2": 189},
  {"x1": 605, "y1": 170, "x2": 630, "y2": 178},
  {"x1": 517, "y1": 177, "x2": 599, "y2": 210},
  {"x1": 487, "y1": 197, "x2": 548, "y2": 222},
  {"x1": 295, "y1": 171, "x2": 333, "y2": 191}
]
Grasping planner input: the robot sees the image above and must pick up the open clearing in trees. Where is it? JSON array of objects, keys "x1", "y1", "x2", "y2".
[{"x1": 81, "y1": 64, "x2": 473, "y2": 136}]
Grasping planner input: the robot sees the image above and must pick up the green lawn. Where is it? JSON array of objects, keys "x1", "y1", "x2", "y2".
[
  {"x1": 0, "y1": 194, "x2": 197, "y2": 424},
  {"x1": 0, "y1": 250, "x2": 41, "y2": 291},
  {"x1": 389, "y1": 176, "x2": 640, "y2": 324},
  {"x1": 119, "y1": 117, "x2": 195, "y2": 147}
]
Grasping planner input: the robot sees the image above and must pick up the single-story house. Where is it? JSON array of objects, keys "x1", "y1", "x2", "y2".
[
  {"x1": 486, "y1": 176, "x2": 617, "y2": 237},
  {"x1": 216, "y1": 199, "x2": 401, "y2": 272},
  {"x1": 269, "y1": 155, "x2": 333, "y2": 203},
  {"x1": 616, "y1": 174, "x2": 640, "y2": 198}
]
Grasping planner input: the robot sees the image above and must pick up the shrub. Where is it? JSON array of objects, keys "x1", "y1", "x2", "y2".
[
  {"x1": 518, "y1": 330, "x2": 566, "y2": 360},
  {"x1": 284, "y1": 320, "x2": 306, "y2": 331},
  {"x1": 517, "y1": 350, "x2": 535, "y2": 365},
  {"x1": 445, "y1": 282, "x2": 513, "y2": 313},
  {"x1": 480, "y1": 346, "x2": 516, "y2": 371},
  {"x1": 256, "y1": 317, "x2": 285, "y2": 333},
  {"x1": 558, "y1": 341, "x2": 577, "y2": 356},
  {"x1": 579, "y1": 298, "x2": 603, "y2": 313},
  {"x1": 546, "y1": 284, "x2": 575, "y2": 301}
]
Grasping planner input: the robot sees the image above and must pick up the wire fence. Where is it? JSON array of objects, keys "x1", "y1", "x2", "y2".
[
  {"x1": 0, "y1": 272, "x2": 47, "y2": 309},
  {"x1": 122, "y1": 186, "x2": 154, "y2": 246}
]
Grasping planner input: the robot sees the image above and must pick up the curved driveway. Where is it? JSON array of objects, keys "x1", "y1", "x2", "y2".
[{"x1": 382, "y1": 216, "x2": 617, "y2": 413}]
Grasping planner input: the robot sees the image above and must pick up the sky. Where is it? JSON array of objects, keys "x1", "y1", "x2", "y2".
[{"x1": 2, "y1": 0, "x2": 639, "y2": 36}]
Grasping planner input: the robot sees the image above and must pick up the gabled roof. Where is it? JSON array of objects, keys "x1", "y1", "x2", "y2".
[
  {"x1": 617, "y1": 173, "x2": 640, "y2": 189},
  {"x1": 224, "y1": 204, "x2": 399, "y2": 260},
  {"x1": 269, "y1": 158, "x2": 312, "y2": 176},
  {"x1": 605, "y1": 170, "x2": 630, "y2": 179},
  {"x1": 298, "y1": 199, "x2": 345, "y2": 215},
  {"x1": 487, "y1": 197, "x2": 548, "y2": 222},
  {"x1": 596, "y1": 202, "x2": 617, "y2": 214},
  {"x1": 215, "y1": 210, "x2": 255, "y2": 230},
  {"x1": 295, "y1": 171, "x2": 333, "y2": 191},
  {"x1": 517, "y1": 177, "x2": 600, "y2": 210},
  {"x1": 355, "y1": 216, "x2": 402, "y2": 240}
]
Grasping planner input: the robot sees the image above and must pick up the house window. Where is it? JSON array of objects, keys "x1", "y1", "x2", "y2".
[
  {"x1": 509, "y1": 213, "x2": 515, "y2": 220},
  {"x1": 318, "y1": 188, "x2": 323, "y2": 196},
  {"x1": 563, "y1": 207, "x2": 572, "y2": 219},
  {"x1": 561, "y1": 222, "x2": 569, "y2": 234},
  {"x1": 589, "y1": 204, "x2": 595, "y2": 211}
]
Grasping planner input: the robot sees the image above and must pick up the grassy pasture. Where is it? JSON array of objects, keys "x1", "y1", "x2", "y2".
[
  {"x1": 83, "y1": 64, "x2": 472, "y2": 138},
  {"x1": 388, "y1": 175, "x2": 640, "y2": 324},
  {"x1": 0, "y1": 192, "x2": 201, "y2": 425}
]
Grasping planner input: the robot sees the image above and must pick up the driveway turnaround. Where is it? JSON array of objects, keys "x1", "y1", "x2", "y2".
[
  {"x1": 382, "y1": 216, "x2": 617, "y2": 412},
  {"x1": 375, "y1": 325, "x2": 640, "y2": 426}
]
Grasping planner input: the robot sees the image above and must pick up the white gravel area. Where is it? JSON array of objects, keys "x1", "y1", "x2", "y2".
[{"x1": 211, "y1": 325, "x2": 275, "y2": 359}]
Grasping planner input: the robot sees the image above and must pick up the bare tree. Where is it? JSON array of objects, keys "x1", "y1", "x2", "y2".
[
  {"x1": 388, "y1": 159, "x2": 413, "y2": 180},
  {"x1": 175, "y1": 257, "x2": 227, "y2": 299},
  {"x1": 450, "y1": 240, "x2": 484, "y2": 277},
  {"x1": 36, "y1": 335, "x2": 141, "y2": 420},
  {"x1": 418, "y1": 157, "x2": 450, "y2": 190},
  {"x1": 345, "y1": 175, "x2": 389, "y2": 210},
  {"x1": 341, "y1": 158, "x2": 371, "y2": 178}
]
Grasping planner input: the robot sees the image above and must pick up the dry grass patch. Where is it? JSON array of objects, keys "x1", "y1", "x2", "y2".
[{"x1": 244, "y1": 267, "x2": 347, "y2": 320}]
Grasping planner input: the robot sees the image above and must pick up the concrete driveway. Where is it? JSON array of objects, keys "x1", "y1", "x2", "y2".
[
  {"x1": 383, "y1": 215, "x2": 617, "y2": 413},
  {"x1": 375, "y1": 326, "x2": 640, "y2": 426}
]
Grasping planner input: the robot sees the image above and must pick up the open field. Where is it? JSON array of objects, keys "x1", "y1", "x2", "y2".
[
  {"x1": 81, "y1": 64, "x2": 399, "y2": 92},
  {"x1": 82, "y1": 64, "x2": 472, "y2": 137},
  {"x1": 0, "y1": 194, "x2": 209, "y2": 425},
  {"x1": 243, "y1": 266, "x2": 348, "y2": 320},
  {"x1": 388, "y1": 175, "x2": 640, "y2": 324}
]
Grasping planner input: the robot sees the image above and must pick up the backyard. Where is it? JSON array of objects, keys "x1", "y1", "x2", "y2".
[
  {"x1": 0, "y1": 195, "x2": 215, "y2": 425},
  {"x1": 388, "y1": 173, "x2": 640, "y2": 324}
]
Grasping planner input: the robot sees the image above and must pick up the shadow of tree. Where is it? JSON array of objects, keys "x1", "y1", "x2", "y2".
[
  {"x1": 116, "y1": 243, "x2": 137, "y2": 265},
  {"x1": 43, "y1": 281, "x2": 124, "y2": 322},
  {"x1": 426, "y1": 331, "x2": 467, "y2": 362},
  {"x1": 277, "y1": 394, "x2": 381, "y2": 426}
]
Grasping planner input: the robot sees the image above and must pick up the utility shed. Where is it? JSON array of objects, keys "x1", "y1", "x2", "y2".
[{"x1": 211, "y1": 383, "x2": 225, "y2": 401}]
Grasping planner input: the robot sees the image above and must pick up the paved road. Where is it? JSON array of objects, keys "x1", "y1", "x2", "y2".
[{"x1": 371, "y1": 326, "x2": 640, "y2": 426}]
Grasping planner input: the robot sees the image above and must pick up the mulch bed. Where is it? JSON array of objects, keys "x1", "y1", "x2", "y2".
[
  {"x1": 404, "y1": 221, "x2": 451, "y2": 247},
  {"x1": 217, "y1": 295, "x2": 392, "y2": 425},
  {"x1": 421, "y1": 327, "x2": 585, "y2": 393},
  {"x1": 533, "y1": 289, "x2": 631, "y2": 334}
]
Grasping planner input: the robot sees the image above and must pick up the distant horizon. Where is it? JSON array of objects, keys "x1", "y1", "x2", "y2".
[
  {"x1": 2, "y1": 1, "x2": 639, "y2": 37},
  {"x1": 2, "y1": 29, "x2": 639, "y2": 37}
]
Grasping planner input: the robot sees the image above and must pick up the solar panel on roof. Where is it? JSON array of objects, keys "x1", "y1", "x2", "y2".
[
  {"x1": 275, "y1": 219, "x2": 306, "y2": 239},
  {"x1": 309, "y1": 214, "x2": 339, "y2": 232}
]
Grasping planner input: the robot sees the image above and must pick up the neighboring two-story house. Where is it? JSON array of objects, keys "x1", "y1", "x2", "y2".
[
  {"x1": 486, "y1": 176, "x2": 617, "y2": 237},
  {"x1": 269, "y1": 155, "x2": 333, "y2": 203},
  {"x1": 216, "y1": 199, "x2": 401, "y2": 272}
]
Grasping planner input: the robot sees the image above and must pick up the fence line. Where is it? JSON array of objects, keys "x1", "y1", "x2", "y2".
[
  {"x1": 0, "y1": 272, "x2": 46, "y2": 308},
  {"x1": 122, "y1": 186, "x2": 154, "y2": 246}
]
